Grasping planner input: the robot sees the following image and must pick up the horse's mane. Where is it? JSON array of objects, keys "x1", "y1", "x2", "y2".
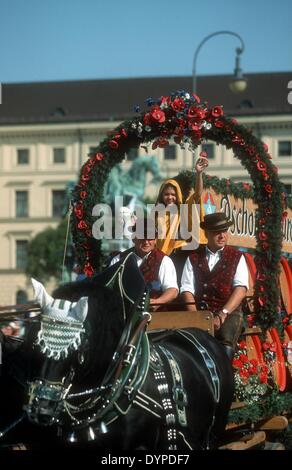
[{"x1": 53, "y1": 279, "x2": 126, "y2": 384}]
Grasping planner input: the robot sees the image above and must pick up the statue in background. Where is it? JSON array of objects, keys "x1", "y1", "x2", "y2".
[
  {"x1": 104, "y1": 155, "x2": 162, "y2": 209},
  {"x1": 103, "y1": 154, "x2": 162, "y2": 252}
]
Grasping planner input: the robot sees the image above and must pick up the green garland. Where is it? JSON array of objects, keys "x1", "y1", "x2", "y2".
[
  {"x1": 71, "y1": 90, "x2": 286, "y2": 331},
  {"x1": 228, "y1": 391, "x2": 292, "y2": 424}
]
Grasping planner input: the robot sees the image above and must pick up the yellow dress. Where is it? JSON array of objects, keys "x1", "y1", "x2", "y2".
[{"x1": 155, "y1": 179, "x2": 207, "y2": 256}]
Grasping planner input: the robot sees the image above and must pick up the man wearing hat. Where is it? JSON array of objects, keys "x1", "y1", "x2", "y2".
[
  {"x1": 180, "y1": 212, "x2": 249, "y2": 358},
  {"x1": 109, "y1": 217, "x2": 178, "y2": 310}
]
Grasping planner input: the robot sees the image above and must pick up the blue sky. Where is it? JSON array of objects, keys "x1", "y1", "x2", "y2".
[{"x1": 1, "y1": 0, "x2": 291, "y2": 84}]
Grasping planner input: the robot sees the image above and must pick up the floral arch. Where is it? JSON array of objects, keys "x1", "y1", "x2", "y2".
[{"x1": 71, "y1": 91, "x2": 286, "y2": 331}]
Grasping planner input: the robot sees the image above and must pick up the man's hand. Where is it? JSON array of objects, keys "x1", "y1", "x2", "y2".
[
  {"x1": 213, "y1": 311, "x2": 228, "y2": 331},
  {"x1": 149, "y1": 298, "x2": 159, "y2": 312}
]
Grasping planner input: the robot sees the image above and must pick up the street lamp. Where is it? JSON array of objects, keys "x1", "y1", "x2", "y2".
[{"x1": 192, "y1": 31, "x2": 247, "y2": 94}]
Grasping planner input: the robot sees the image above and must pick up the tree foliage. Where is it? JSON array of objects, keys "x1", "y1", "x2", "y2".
[{"x1": 25, "y1": 220, "x2": 68, "y2": 283}]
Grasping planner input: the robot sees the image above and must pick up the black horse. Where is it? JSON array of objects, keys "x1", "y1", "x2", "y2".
[{"x1": 0, "y1": 254, "x2": 234, "y2": 450}]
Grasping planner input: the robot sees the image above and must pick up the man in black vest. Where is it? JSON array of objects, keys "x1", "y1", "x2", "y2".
[
  {"x1": 109, "y1": 218, "x2": 178, "y2": 311},
  {"x1": 180, "y1": 212, "x2": 249, "y2": 358}
]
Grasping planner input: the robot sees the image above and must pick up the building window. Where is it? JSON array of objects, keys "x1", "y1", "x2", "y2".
[
  {"x1": 164, "y1": 145, "x2": 176, "y2": 160},
  {"x1": 16, "y1": 240, "x2": 28, "y2": 269},
  {"x1": 284, "y1": 184, "x2": 292, "y2": 195},
  {"x1": 201, "y1": 143, "x2": 215, "y2": 159},
  {"x1": 278, "y1": 141, "x2": 292, "y2": 157},
  {"x1": 16, "y1": 191, "x2": 28, "y2": 217},
  {"x1": 127, "y1": 148, "x2": 137, "y2": 161},
  {"x1": 52, "y1": 190, "x2": 66, "y2": 217},
  {"x1": 53, "y1": 147, "x2": 66, "y2": 164},
  {"x1": 17, "y1": 148, "x2": 29, "y2": 165},
  {"x1": 16, "y1": 290, "x2": 28, "y2": 304}
]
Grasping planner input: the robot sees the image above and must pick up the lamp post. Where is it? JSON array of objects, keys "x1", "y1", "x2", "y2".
[{"x1": 192, "y1": 31, "x2": 247, "y2": 94}]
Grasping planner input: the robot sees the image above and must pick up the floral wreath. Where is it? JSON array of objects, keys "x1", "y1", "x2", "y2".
[{"x1": 71, "y1": 90, "x2": 287, "y2": 332}]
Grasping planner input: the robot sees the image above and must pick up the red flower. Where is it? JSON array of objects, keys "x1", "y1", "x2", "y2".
[
  {"x1": 191, "y1": 130, "x2": 202, "y2": 141},
  {"x1": 262, "y1": 341, "x2": 271, "y2": 351},
  {"x1": 95, "y1": 153, "x2": 104, "y2": 161},
  {"x1": 187, "y1": 105, "x2": 206, "y2": 119},
  {"x1": 211, "y1": 106, "x2": 223, "y2": 117},
  {"x1": 214, "y1": 120, "x2": 224, "y2": 128},
  {"x1": 81, "y1": 174, "x2": 90, "y2": 182},
  {"x1": 250, "y1": 358, "x2": 258, "y2": 367},
  {"x1": 246, "y1": 146, "x2": 256, "y2": 156},
  {"x1": 263, "y1": 143, "x2": 269, "y2": 152},
  {"x1": 160, "y1": 95, "x2": 170, "y2": 107},
  {"x1": 239, "y1": 369, "x2": 249, "y2": 380},
  {"x1": 233, "y1": 359, "x2": 243, "y2": 369},
  {"x1": 80, "y1": 191, "x2": 87, "y2": 199},
  {"x1": 257, "y1": 272, "x2": 266, "y2": 281},
  {"x1": 242, "y1": 182, "x2": 251, "y2": 190},
  {"x1": 259, "y1": 231, "x2": 268, "y2": 241},
  {"x1": 239, "y1": 354, "x2": 249, "y2": 363},
  {"x1": 258, "y1": 295, "x2": 267, "y2": 306},
  {"x1": 260, "y1": 373, "x2": 268, "y2": 384},
  {"x1": 150, "y1": 107, "x2": 165, "y2": 123},
  {"x1": 174, "y1": 126, "x2": 184, "y2": 137},
  {"x1": 261, "y1": 364, "x2": 269, "y2": 374},
  {"x1": 143, "y1": 113, "x2": 152, "y2": 126},
  {"x1": 248, "y1": 365, "x2": 257, "y2": 375},
  {"x1": 239, "y1": 340, "x2": 247, "y2": 350},
  {"x1": 261, "y1": 172, "x2": 269, "y2": 181},
  {"x1": 74, "y1": 203, "x2": 84, "y2": 220},
  {"x1": 264, "y1": 184, "x2": 273, "y2": 194},
  {"x1": 84, "y1": 262, "x2": 94, "y2": 277},
  {"x1": 171, "y1": 97, "x2": 185, "y2": 112},
  {"x1": 83, "y1": 164, "x2": 92, "y2": 174},
  {"x1": 261, "y1": 241, "x2": 269, "y2": 250},
  {"x1": 257, "y1": 161, "x2": 267, "y2": 172},
  {"x1": 109, "y1": 140, "x2": 119, "y2": 149},
  {"x1": 265, "y1": 207, "x2": 272, "y2": 215},
  {"x1": 188, "y1": 119, "x2": 201, "y2": 131},
  {"x1": 120, "y1": 128, "x2": 128, "y2": 138},
  {"x1": 77, "y1": 220, "x2": 88, "y2": 230}
]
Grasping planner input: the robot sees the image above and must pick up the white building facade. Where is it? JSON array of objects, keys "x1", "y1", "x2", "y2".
[{"x1": 0, "y1": 73, "x2": 291, "y2": 304}]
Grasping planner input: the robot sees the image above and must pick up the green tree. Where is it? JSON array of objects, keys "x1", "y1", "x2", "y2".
[{"x1": 25, "y1": 220, "x2": 69, "y2": 283}]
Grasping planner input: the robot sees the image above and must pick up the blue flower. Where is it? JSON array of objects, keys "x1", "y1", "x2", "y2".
[
  {"x1": 146, "y1": 97, "x2": 154, "y2": 106},
  {"x1": 134, "y1": 105, "x2": 140, "y2": 113}
]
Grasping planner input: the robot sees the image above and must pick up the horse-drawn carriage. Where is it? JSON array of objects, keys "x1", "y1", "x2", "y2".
[{"x1": 1, "y1": 90, "x2": 292, "y2": 450}]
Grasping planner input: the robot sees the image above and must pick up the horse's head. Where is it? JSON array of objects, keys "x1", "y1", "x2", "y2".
[{"x1": 25, "y1": 279, "x2": 89, "y2": 426}]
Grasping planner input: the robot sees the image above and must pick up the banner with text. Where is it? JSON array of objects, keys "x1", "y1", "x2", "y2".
[{"x1": 202, "y1": 189, "x2": 292, "y2": 253}]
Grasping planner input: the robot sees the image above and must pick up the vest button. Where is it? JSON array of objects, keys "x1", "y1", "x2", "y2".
[
  {"x1": 204, "y1": 283, "x2": 208, "y2": 287},
  {"x1": 203, "y1": 294, "x2": 207, "y2": 298},
  {"x1": 198, "y1": 264, "x2": 202, "y2": 267}
]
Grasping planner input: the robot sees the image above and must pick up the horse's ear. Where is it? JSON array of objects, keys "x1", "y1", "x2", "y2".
[
  {"x1": 72, "y1": 296, "x2": 88, "y2": 323},
  {"x1": 31, "y1": 278, "x2": 54, "y2": 308}
]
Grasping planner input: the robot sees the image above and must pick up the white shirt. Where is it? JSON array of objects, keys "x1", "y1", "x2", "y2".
[
  {"x1": 110, "y1": 251, "x2": 178, "y2": 292},
  {"x1": 180, "y1": 246, "x2": 249, "y2": 295}
]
